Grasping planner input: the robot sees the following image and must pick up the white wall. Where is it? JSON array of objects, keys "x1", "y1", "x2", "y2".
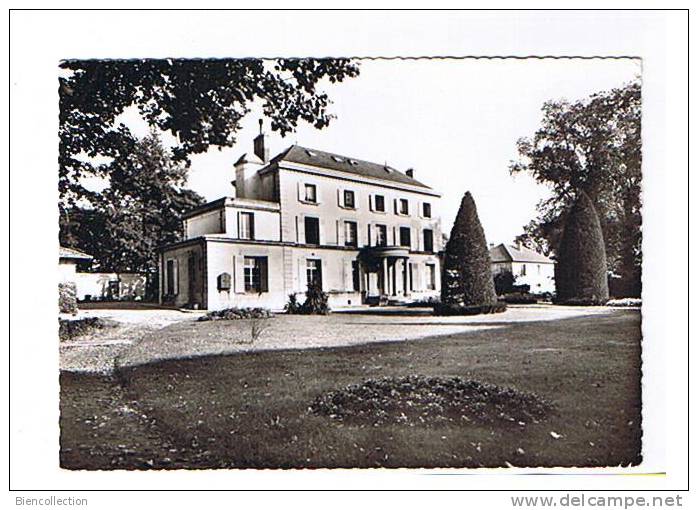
[
  {"x1": 75, "y1": 273, "x2": 147, "y2": 300},
  {"x1": 59, "y1": 260, "x2": 76, "y2": 283},
  {"x1": 185, "y1": 209, "x2": 224, "y2": 239},
  {"x1": 224, "y1": 204, "x2": 281, "y2": 242},
  {"x1": 277, "y1": 167, "x2": 442, "y2": 252},
  {"x1": 510, "y1": 261, "x2": 555, "y2": 294}
]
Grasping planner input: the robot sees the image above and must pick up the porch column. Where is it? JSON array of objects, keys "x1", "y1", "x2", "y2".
[
  {"x1": 382, "y1": 257, "x2": 389, "y2": 296},
  {"x1": 402, "y1": 257, "x2": 409, "y2": 296}
]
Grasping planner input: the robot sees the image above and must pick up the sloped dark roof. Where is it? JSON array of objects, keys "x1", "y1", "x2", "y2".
[
  {"x1": 271, "y1": 145, "x2": 432, "y2": 189},
  {"x1": 489, "y1": 243, "x2": 554, "y2": 264},
  {"x1": 59, "y1": 245, "x2": 93, "y2": 261}
]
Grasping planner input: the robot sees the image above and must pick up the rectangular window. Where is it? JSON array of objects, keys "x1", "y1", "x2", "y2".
[
  {"x1": 304, "y1": 183, "x2": 317, "y2": 203},
  {"x1": 399, "y1": 198, "x2": 409, "y2": 215},
  {"x1": 166, "y1": 259, "x2": 177, "y2": 295},
  {"x1": 244, "y1": 257, "x2": 268, "y2": 293},
  {"x1": 426, "y1": 263, "x2": 436, "y2": 290},
  {"x1": 521, "y1": 264, "x2": 527, "y2": 276},
  {"x1": 239, "y1": 212, "x2": 255, "y2": 240},
  {"x1": 352, "y1": 261, "x2": 360, "y2": 291},
  {"x1": 343, "y1": 190, "x2": 356, "y2": 209},
  {"x1": 374, "y1": 194, "x2": 385, "y2": 212},
  {"x1": 344, "y1": 221, "x2": 358, "y2": 247},
  {"x1": 422, "y1": 202, "x2": 432, "y2": 218},
  {"x1": 423, "y1": 229, "x2": 434, "y2": 252},
  {"x1": 399, "y1": 226, "x2": 411, "y2": 248},
  {"x1": 305, "y1": 216, "x2": 320, "y2": 245},
  {"x1": 306, "y1": 259, "x2": 322, "y2": 289},
  {"x1": 376, "y1": 225, "x2": 388, "y2": 247}
]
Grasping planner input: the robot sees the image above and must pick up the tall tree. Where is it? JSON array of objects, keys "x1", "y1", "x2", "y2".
[
  {"x1": 59, "y1": 133, "x2": 204, "y2": 275},
  {"x1": 555, "y1": 191, "x2": 609, "y2": 305},
  {"x1": 440, "y1": 192, "x2": 498, "y2": 311},
  {"x1": 510, "y1": 81, "x2": 642, "y2": 297},
  {"x1": 59, "y1": 58, "x2": 360, "y2": 207}
]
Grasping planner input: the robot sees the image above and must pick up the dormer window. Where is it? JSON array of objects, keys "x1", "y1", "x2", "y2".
[
  {"x1": 305, "y1": 149, "x2": 316, "y2": 157},
  {"x1": 349, "y1": 159, "x2": 359, "y2": 166},
  {"x1": 332, "y1": 156, "x2": 344, "y2": 162}
]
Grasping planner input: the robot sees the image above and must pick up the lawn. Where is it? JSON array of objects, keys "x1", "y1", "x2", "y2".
[{"x1": 60, "y1": 309, "x2": 642, "y2": 470}]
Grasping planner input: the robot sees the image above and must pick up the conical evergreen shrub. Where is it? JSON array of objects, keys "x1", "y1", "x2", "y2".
[
  {"x1": 437, "y1": 192, "x2": 504, "y2": 315},
  {"x1": 555, "y1": 191, "x2": 609, "y2": 305}
]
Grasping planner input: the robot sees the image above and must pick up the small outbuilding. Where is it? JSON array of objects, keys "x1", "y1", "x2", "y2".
[
  {"x1": 59, "y1": 246, "x2": 93, "y2": 283},
  {"x1": 489, "y1": 243, "x2": 555, "y2": 294}
]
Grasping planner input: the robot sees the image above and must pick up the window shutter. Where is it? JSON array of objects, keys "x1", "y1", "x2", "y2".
[
  {"x1": 260, "y1": 258, "x2": 269, "y2": 293},
  {"x1": 369, "y1": 194, "x2": 374, "y2": 211},
  {"x1": 237, "y1": 211, "x2": 241, "y2": 238},
  {"x1": 298, "y1": 216, "x2": 305, "y2": 244},
  {"x1": 394, "y1": 198, "x2": 398, "y2": 214},
  {"x1": 337, "y1": 188, "x2": 343, "y2": 207},
  {"x1": 298, "y1": 256, "x2": 306, "y2": 290},
  {"x1": 297, "y1": 181, "x2": 303, "y2": 201},
  {"x1": 367, "y1": 224, "x2": 373, "y2": 246},
  {"x1": 233, "y1": 255, "x2": 245, "y2": 293},
  {"x1": 336, "y1": 219, "x2": 342, "y2": 245}
]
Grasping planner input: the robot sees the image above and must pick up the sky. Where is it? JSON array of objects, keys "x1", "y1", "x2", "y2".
[{"x1": 123, "y1": 58, "x2": 640, "y2": 245}]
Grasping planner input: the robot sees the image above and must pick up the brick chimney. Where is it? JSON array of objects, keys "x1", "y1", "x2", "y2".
[{"x1": 253, "y1": 119, "x2": 269, "y2": 162}]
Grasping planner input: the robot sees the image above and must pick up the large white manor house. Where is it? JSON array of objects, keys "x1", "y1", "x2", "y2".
[{"x1": 159, "y1": 129, "x2": 443, "y2": 310}]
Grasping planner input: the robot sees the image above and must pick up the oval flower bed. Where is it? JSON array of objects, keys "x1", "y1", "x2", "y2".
[{"x1": 310, "y1": 375, "x2": 553, "y2": 427}]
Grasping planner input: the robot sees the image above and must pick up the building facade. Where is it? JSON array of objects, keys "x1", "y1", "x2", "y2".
[
  {"x1": 159, "y1": 133, "x2": 443, "y2": 310},
  {"x1": 489, "y1": 243, "x2": 555, "y2": 294}
]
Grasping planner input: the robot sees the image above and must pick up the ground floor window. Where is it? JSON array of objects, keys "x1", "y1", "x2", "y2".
[
  {"x1": 244, "y1": 256, "x2": 268, "y2": 293},
  {"x1": 426, "y1": 263, "x2": 436, "y2": 290},
  {"x1": 306, "y1": 259, "x2": 323, "y2": 289}
]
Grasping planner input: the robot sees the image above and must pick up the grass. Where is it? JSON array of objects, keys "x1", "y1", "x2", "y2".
[{"x1": 60, "y1": 310, "x2": 642, "y2": 469}]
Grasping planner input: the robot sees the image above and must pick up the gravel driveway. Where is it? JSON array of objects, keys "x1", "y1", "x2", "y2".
[
  {"x1": 61, "y1": 304, "x2": 612, "y2": 374},
  {"x1": 115, "y1": 305, "x2": 613, "y2": 370},
  {"x1": 60, "y1": 308, "x2": 204, "y2": 374}
]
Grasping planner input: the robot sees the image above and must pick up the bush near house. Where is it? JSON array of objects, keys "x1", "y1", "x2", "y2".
[
  {"x1": 439, "y1": 192, "x2": 504, "y2": 316},
  {"x1": 198, "y1": 307, "x2": 272, "y2": 321},
  {"x1": 285, "y1": 284, "x2": 331, "y2": 315},
  {"x1": 59, "y1": 282, "x2": 78, "y2": 314},
  {"x1": 554, "y1": 191, "x2": 610, "y2": 305}
]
